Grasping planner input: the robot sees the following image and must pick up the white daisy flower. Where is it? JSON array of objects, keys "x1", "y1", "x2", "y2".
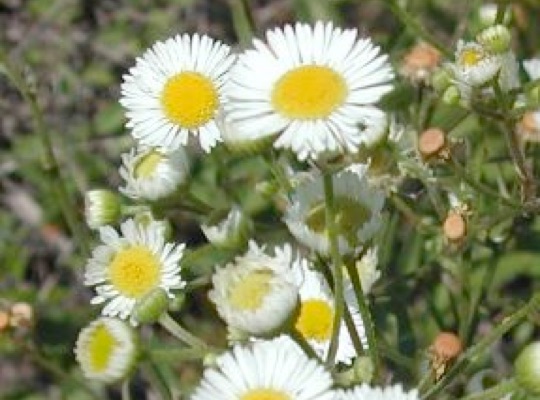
[
  {"x1": 292, "y1": 260, "x2": 367, "y2": 364},
  {"x1": 119, "y1": 146, "x2": 189, "y2": 201},
  {"x1": 75, "y1": 317, "x2": 138, "y2": 383},
  {"x1": 225, "y1": 21, "x2": 394, "y2": 160},
  {"x1": 201, "y1": 205, "x2": 251, "y2": 249},
  {"x1": 524, "y1": 58, "x2": 540, "y2": 81},
  {"x1": 334, "y1": 384, "x2": 419, "y2": 400},
  {"x1": 84, "y1": 218, "x2": 185, "y2": 323},
  {"x1": 450, "y1": 41, "x2": 501, "y2": 87},
  {"x1": 84, "y1": 189, "x2": 121, "y2": 229},
  {"x1": 191, "y1": 336, "x2": 334, "y2": 400},
  {"x1": 120, "y1": 34, "x2": 236, "y2": 152},
  {"x1": 208, "y1": 241, "x2": 299, "y2": 336},
  {"x1": 284, "y1": 165, "x2": 385, "y2": 256}
]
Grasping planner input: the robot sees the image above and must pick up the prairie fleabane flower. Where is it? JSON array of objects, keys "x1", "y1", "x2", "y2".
[
  {"x1": 292, "y1": 261, "x2": 367, "y2": 363},
  {"x1": 451, "y1": 41, "x2": 501, "y2": 87},
  {"x1": 84, "y1": 190, "x2": 121, "y2": 229},
  {"x1": 75, "y1": 317, "x2": 138, "y2": 383},
  {"x1": 120, "y1": 34, "x2": 235, "y2": 152},
  {"x1": 84, "y1": 219, "x2": 185, "y2": 323},
  {"x1": 284, "y1": 165, "x2": 385, "y2": 255},
  {"x1": 225, "y1": 21, "x2": 393, "y2": 160},
  {"x1": 191, "y1": 336, "x2": 334, "y2": 400},
  {"x1": 119, "y1": 146, "x2": 189, "y2": 201},
  {"x1": 335, "y1": 384, "x2": 419, "y2": 400},
  {"x1": 208, "y1": 242, "x2": 298, "y2": 336}
]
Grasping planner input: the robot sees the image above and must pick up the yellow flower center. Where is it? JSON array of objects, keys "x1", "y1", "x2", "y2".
[
  {"x1": 87, "y1": 324, "x2": 118, "y2": 372},
  {"x1": 240, "y1": 389, "x2": 291, "y2": 400},
  {"x1": 459, "y1": 48, "x2": 483, "y2": 67},
  {"x1": 271, "y1": 65, "x2": 347, "y2": 119},
  {"x1": 305, "y1": 197, "x2": 372, "y2": 246},
  {"x1": 228, "y1": 269, "x2": 274, "y2": 311},
  {"x1": 295, "y1": 299, "x2": 333, "y2": 342},
  {"x1": 134, "y1": 151, "x2": 163, "y2": 178},
  {"x1": 109, "y1": 245, "x2": 161, "y2": 298},
  {"x1": 160, "y1": 71, "x2": 219, "y2": 129}
]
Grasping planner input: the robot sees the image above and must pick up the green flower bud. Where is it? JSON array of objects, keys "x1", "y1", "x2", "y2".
[
  {"x1": 442, "y1": 85, "x2": 461, "y2": 105},
  {"x1": 133, "y1": 288, "x2": 169, "y2": 324},
  {"x1": 201, "y1": 206, "x2": 252, "y2": 249},
  {"x1": 431, "y1": 68, "x2": 452, "y2": 93},
  {"x1": 526, "y1": 85, "x2": 540, "y2": 108},
  {"x1": 335, "y1": 356, "x2": 374, "y2": 386},
  {"x1": 134, "y1": 211, "x2": 173, "y2": 241},
  {"x1": 477, "y1": 25, "x2": 512, "y2": 54},
  {"x1": 84, "y1": 189, "x2": 121, "y2": 229},
  {"x1": 515, "y1": 342, "x2": 540, "y2": 395}
]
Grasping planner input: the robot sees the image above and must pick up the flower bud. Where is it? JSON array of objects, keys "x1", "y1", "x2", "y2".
[
  {"x1": 418, "y1": 128, "x2": 448, "y2": 161},
  {"x1": 133, "y1": 211, "x2": 173, "y2": 240},
  {"x1": 442, "y1": 85, "x2": 461, "y2": 105},
  {"x1": 515, "y1": 342, "x2": 540, "y2": 395},
  {"x1": 526, "y1": 85, "x2": 540, "y2": 108},
  {"x1": 201, "y1": 206, "x2": 252, "y2": 249},
  {"x1": 443, "y1": 211, "x2": 467, "y2": 243},
  {"x1": 10, "y1": 302, "x2": 33, "y2": 328},
  {"x1": 476, "y1": 25, "x2": 512, "y2": 54},
  {"x1": 429, "y1": 332, "x2": 463, "y2": 380},
  {"x1": 431, "y1": 68, "x2": 452, "y2": 93},
  {"x1": 133, "y1": 288, "x2": 169, "y2": 324},
  {"x1": 84, "y1": 189, "x2": 121, "y2": 229},
  {"x1": 335, "y1": 356, "x2": 374, "y2": 386}
]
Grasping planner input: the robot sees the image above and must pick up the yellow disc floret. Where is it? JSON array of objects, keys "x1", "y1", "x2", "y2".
[
  {"x1": 109, "y1": 245, "x2": 161, "y2": 298},
  {"x1": 241, "y1": 388, "x2": 291, "y2": 400},
  {"x1": 295, "y1": 299, "x2": 333, "y2": 342},
  {"x1": 271, "y1": 65, "x2": 347, "y2": 119},
  {"x1": 161, "y1": 71, "x2": 219, "y2": 129},
  {"x1": 87, "y1": 323, "x2": 118, "y2": 372},
  {"x1": 228, "y1": 269, "x2": 274, "y2": 311},
  {"x1": 134, "y1": 151, "x2": 163, "y2": 178},
  {"x1": 459, "y1": 48, "x2": 484, "y2": 67}
]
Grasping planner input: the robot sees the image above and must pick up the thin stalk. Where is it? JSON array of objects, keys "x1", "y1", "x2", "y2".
[
  {"x1": 421, "y1": 294, "x2": 540, "y2": 399},
  {"x1": 344, "y1": 255, "x2": 380, "y2": 378},
  {"x1": 0, "y1": 54, "x2": 89, "y2": 255},
  {"x1": 461, "y1": 379, "x2": 518, "y2": 400},
  {"x1": 228, "y1": 0, "x2": 254, "y2": 45},
  {"x1": 323, "y1": 172, "x2": 345, "y2": 367},
  {"x1": 158, "y1": 313, "x2": 208, "y2": 350},
  {"x1": 142, "y1": 361, "x2": 172, "y2": 400},
  {"x1": 385, "y1": 0, "x2": 451, "y2": 58},
  {"x1": 121, "y1": 380, "x2": 131, "y2": 400}
]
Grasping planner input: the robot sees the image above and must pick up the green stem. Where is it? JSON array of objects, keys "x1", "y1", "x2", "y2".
[
  {"x1": 121, "y1": 379, "x2": 131, "y2": 400},
  {"x1": 158, "y1": 313, "x2": 208, "y2": 350},
  {"x1": 323, "y1": 172, "x2": 345, "y2": 367},
  {"x1": 422, "y1": 293, "x2": 540, "y2": 399},
  {"x1": 228, "y1": 0, "x2": 254, "y2": 45},
  {"x1": 142, "y1": 361, "x2": 172, "y2": 400},
  {"x1": 385, "y1": 0, "x2": 451, "y2": 58},
  {"x1": 0, "y1": 54, "x2": 89, "y2": 255},
  {"x1": 460, "y1": 379, "x2": 518, "y2": 400},
  {"x1": 344, "y1": 260, "x2": 381, "y2": 380}
]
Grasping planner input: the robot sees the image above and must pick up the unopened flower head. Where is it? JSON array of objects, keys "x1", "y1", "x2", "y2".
[
  {"x1": 191, "y1": 336, "x2": 334, "y2": 400},
  {"x1": 515, "y1": 342, "x2": 540, "y2": 395},
  {"x1": 201, "y1": 205, "x2": 251, "y2": 249},
  {"x1": 335, "y1": 384, "x2": 419, "y2": 400},
  {"x1": 208, "y1": 242, "x2": 299, "y2": 336},
  {"x1": 75, "y1": 317, "x2": 138, "y2": 383},
  {"x1": 84, "y1": 218, "x2": 185, "y2": 323},
  {"x1": 292, "y1": 260, "x2": 367, "y2": 363},
  {"x1": 120, "y1": 34, "x2": 236, "y2": 152},
  {"x1": 400, "y1": 42, "x2": 441, "y2": 83},
  {"x1": 119, "y1": 146, "x2": 189, "y2": 201},
  {"x1": 226, "y1": 21, "x2": 394, "y2": 160},
  {"x1": 284, "y1": 164, "x2": 385, "y2": 255},
  {"x1": 84, "y1": 189, "x2": 121, "y2": 229},
  {"x1": 476, "y1": 25, "x2": 511, "y2": 54}
]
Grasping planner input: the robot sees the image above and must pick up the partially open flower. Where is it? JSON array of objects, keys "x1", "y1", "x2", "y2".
[
  {"x1": 208, "y1": 242, "x2": 299, "y2": 336},
  {"x1": 429, "y1": 332, "x2": 463, "y2": 380},
  {"x1": 400, "y1": 43, "x2": 441, "y2": 83},
  {"x1": 75, "y1": 317, "x2": 138, "y2": 383},
  {"x1": 451, "y1": 41, "x2": 501, "y2": 87},
  {"x1": 84, "y1": 190, "x2": 121, "y2": 230}
]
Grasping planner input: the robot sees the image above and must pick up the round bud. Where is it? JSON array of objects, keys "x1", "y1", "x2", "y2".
[
  {"x1": 418, "y1": 128, "x2": 447, "y2": 160},
  {"x1": 133, "y1": 288, "x2": 169, "y2": 324},
  {"x1": 515, "y1": 342, "x2": 540, "y2": 395},
  {"x1": 477, "y1": 25, "x2": 512, "y2": 54},
  {"x1": 432, "y1": 332, "x2": 463, "y2": 361},
  {"x1": 84, "y1": 189, "x2": 121, "y2": 229},
  {"x1": 431, "y1": 68, "x2": 452, "y2": 93},
  {"x1": 442, "y1": 85, "x2": 461, "y2": 105},
  {"x1": 443, "y1": 212, "x2": 467, "y2": 242}
]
